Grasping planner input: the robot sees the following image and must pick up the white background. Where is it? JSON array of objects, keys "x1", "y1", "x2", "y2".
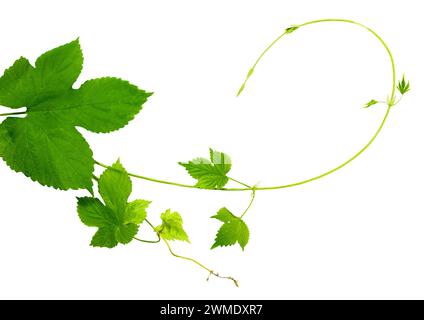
[{"x1": 0, "y1": 0, "x2": 423, "y2": 299}]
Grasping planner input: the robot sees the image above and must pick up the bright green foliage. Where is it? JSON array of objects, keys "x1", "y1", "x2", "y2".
[
  {"x1": 0, "y1": 39, "x2": 151, "y2": 190},
  {"x1": 179, "y1": 148, "x2": 232, "y2": 189},
  {"x1": 155, "y1": 209, "x2": 190, "y2": 242},
  {"x1": 363, "y1": 99, "x2": 379, "y2": 108},
  {"x1": 397, "y1": 74, "x2": 410, "y2": 95},
  {"x1": 211, "y1": 207, "x2": 249, "y2": 250},
  {"x1": 0, "y1": 20, "x2": 408, "y2": 286},
  {"x1": 77, "y1": 160, "x2": 150, "y2": 248}
]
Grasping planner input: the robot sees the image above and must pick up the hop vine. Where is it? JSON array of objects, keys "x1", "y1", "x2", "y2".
[{"x1": 0, "y1": 18, "x2": 409, "y2": 287}]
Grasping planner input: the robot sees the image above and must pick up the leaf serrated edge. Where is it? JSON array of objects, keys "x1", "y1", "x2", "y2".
[
  {"x1": 0, "y1": 124, "x2": 94, "y2": 191},
  {"x1": 75, "y1": 77, "x2": 153, "y2": 134}
]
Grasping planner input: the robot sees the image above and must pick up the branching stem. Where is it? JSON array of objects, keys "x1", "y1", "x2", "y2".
[
  {"x1": 135, "y1": 217, "x2": 238, "y2": 286},
  {"x1": 133, "y1": 219, "x2": 161, "y2": 243},
  {"x1": 240, "y1": 189, "x2": 256, "y2": 219},
  {"x1": 392, "y1": 95, "x2": 404, "y2": 107},
  {"x1": 162, "y1": 237, "x2": 239, "y2": 287},
  {"x1": 228, "y1": 177, "x2": 251, "y2": 189}
]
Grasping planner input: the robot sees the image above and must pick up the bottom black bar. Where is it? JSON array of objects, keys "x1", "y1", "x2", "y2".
[{"x1": 0, "y1": 299, "x2": 418, "y2": 318}]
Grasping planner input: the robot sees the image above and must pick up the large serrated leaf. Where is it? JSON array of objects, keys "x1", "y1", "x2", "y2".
[{"x1": 0, "y1": 39, "x2": 151, "y2": 190}]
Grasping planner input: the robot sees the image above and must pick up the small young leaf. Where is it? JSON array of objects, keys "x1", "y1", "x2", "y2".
[
  {"x1": 179, "y1": 149, "x2": 232, "y2": 189},
  {"x1": 124, "y1": 199, "x2": 150, "y2": 224},
  {"x1": 155, "y1": 210, "x2": 190, "y2": 242},
  {"x1": 285, "y1": 25, "x2": 299, "y2": 34},
  {"x1": 0, "y1": 39, "x2": 151, "y2": 190},
  {"x1": 363, "y1": 99, "x2": 379, "y2": 108},
  {"x1": 397, "y1": 74, "x2": 410, "y2": 95},
  {"x1": 211, "y1": 207, "x2": 250, "y2": 250},
  {"x1": 77, "y1": 160, "x2": 150, "y2": 248}
]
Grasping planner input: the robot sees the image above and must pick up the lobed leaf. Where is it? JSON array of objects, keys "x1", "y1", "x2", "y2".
[
  {"x1": 125, "y1": 200, "x2": 150, "y2": 225},
  {"x1": 0, "y1": 39, "x2": 151, "y2": 190},
  {"x1": 179, "y1": 149, "x2": 232, "y2": 189},
  {"x1": 211, "y1": 207, "x2": 250, "y2": 250},
  {"x1": 77, "y1": 160, "x2": 150, "y2": 248},
  {"x1": 156, "y1": 210, "x2": 190, "y2": 242}
]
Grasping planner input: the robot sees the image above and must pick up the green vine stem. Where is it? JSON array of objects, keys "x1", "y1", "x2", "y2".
[
  {"x1": 134, "y1": 219, "x2": 161, "y2": 243},
  {"x1": 93, "y1": 18, "x2": 396, "y2": 192},
  {"x1": 240, "y1": 189, "x2": 256, "y2": 219}
]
